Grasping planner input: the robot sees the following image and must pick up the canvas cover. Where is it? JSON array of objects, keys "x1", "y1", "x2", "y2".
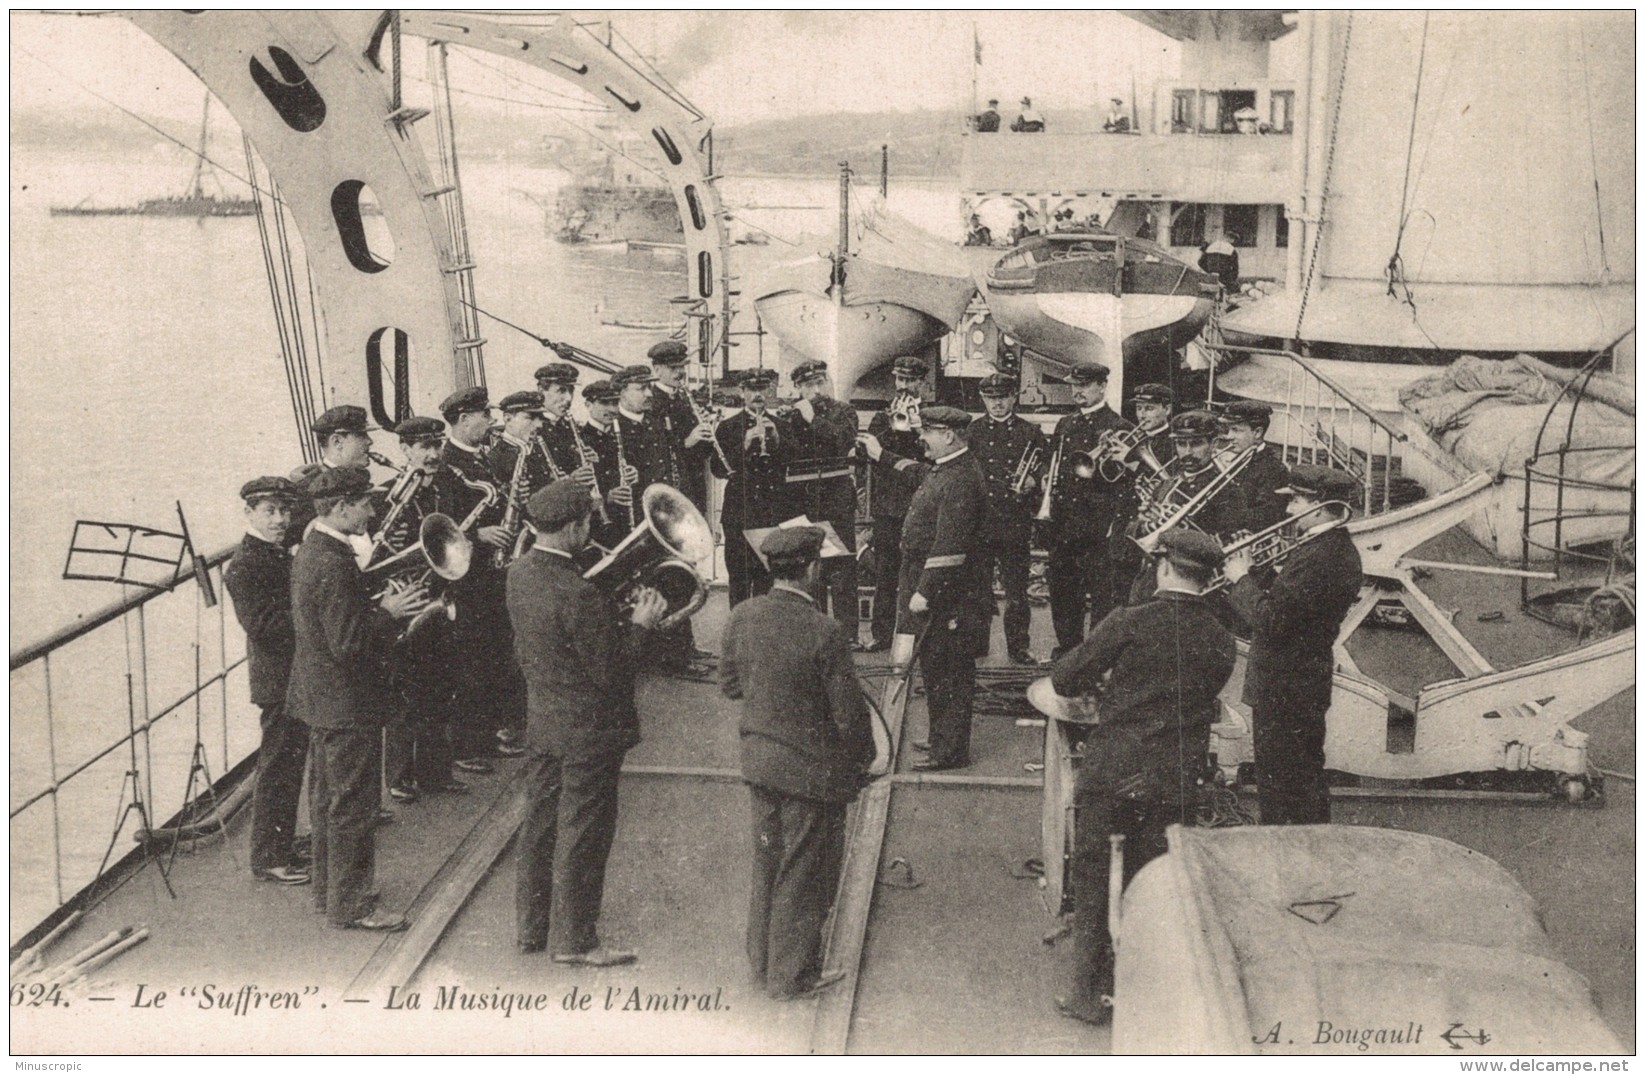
[
  {"x1": 1398, "y1": 355, "x2": 1634, "y2": 484},
  {"x1": 1114, "y1": 825, "x2": 1621, "y2": 1054}
]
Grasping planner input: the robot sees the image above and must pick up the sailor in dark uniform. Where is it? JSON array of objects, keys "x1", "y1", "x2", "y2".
[
  {"x1": 712, "y1": 368, "x2": 795, "y2": 606},
  {"x1": 439, "y1": 386, "x2": 526, "y2": 771},
  {"x1": 1218, "y1": 400, "x2": 1290, "y2": 535},
  {"x1": 374, "y1": 417, "x2": 471, "y2": 804},
  {"x1": 611, "y1": 364, "x2": 662, "y2": 507},
  {"x1": 488, "y1": 390, "x2": 556, "y2": 561},
  {"x1": 648, "y1": 341, "x2": 716, "y2": 666},
  {"x1": 1045, "y1": 362, "x2": 1131, "y2": 656},
  {"x1": 862, "y1": 356, "x2": 930, "y2": 652},
  {"x1": 224, "y1": 475, "x2": 309, "y2": 885},
  {"x1": 534, "y1": 363, "x2": 592, "y2": 482},
  {"x1": 288, "y1": 466, "x2": 426, "y2": 931},
  {"x1": 288, "y1": 405, "x2": 379, "y2": 549},
  {"x1": 1126, "y1": 409, "x2": 1248, "y2": 605},
  {"x1": 783, "y1": 360, "x2": 861, "y2": 633},
  {"x1": 1108, "y1": 383, "x2": 1177, "y2": 609},
  {"x1": 1224, "y1": 465, "x2": 1364, "y2": 826},
  {"x1": 1048, "y1": 528, "x2": 1235, "y2": 1025},
  {"x1": 721, "y1": 526, "x2": 872, "y2": 999},
  {"x1": 510, "y1": 479, "x2": 667, "y2": 964},
  {"x1": 968, "y1": 372, "x2": 1046, "y2": 664},
  {"x1": 858, "y1": 405, "x2": 987, "y2": 771},
  {"x1": 647, "y1": 339, "x2": 714, "y2": 514},
  {"x1": 578, "y1": 379, "x2": 633, "y2": 553}
]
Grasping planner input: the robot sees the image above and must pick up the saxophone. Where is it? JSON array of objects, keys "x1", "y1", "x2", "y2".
[{"x1": 493, "y1": 440, "x2": 532, "y2": 569}]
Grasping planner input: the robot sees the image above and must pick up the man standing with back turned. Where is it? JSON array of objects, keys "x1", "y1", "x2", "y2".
[
  {"x1": 510, "y1": 479, "x2": 666, "y2": 963},
  {"x1": 1049, "y1": 528, "x2": 1235, "y2": 1024},
  {"x1": 288, "y1": 466, "x2": 425, "y2": 931},
  {"x1": 721, "y1": 526, "x2": 872, "y2": 1000}
]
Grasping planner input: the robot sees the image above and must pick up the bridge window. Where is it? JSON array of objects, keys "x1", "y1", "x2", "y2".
[
  {"x1": 1171, "y1": 90, "x2": 1196, "y2": 134},
  {"x1": 1275, "y1": 208, "x2": 1289, "y2": 248},
  {"x1": 1269, "y1": 90, "x2": 1295, "y2": 134},
  {"x1": 331, "y1": 180, "x2": 392, "y2": 273},
  {"x1": 1169, "y1": 203, "x2": 1206, "y2": 248},
  {"x1": 249, "y1": 46, "x2": 326, "y2": 133},
  {"x1": 365, "y1": 328, "x2": 411, "y2": 429},
  {"x1": 1223, "y1": 205, "x2": 1258, "y2": 248}
]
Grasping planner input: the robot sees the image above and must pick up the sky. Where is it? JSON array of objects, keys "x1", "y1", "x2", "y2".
[{"x1": 10, "y1": 10, "x2": 1199, "y2": 129}]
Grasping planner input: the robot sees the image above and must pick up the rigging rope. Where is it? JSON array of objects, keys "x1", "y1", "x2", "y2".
[
  {"x1": 1577, "y1": 21, "x2": 1610, "y2": 278},
  {"x1": 1385, "y1": 13, "x2": 1430, "y2": 313},
  {"x1": 15, "y1": 43, "x2": 283, "y2": 207},
  {"x1": 461, "y1": 301, "x2": 625, "y2": 376},
  {"x1": 244, "y1": 136, "x2": 316, "y2": 462},
  {"x1": 1294, "y1": 11, "x2": 1353, "y2": 342}
]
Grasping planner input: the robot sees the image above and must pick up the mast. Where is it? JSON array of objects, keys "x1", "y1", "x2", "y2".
[
  {"x1": 187, "y1": 94, "x2": 210, "y2": 199},
  {"x1": 833, "y1": 161, "x2": 851, "y2": 305},
  {"x1": 880, "y1": 145, "x2": 888, "y2": 197}
]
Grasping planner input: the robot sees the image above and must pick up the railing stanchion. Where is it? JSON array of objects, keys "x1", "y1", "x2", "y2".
[{"x1": 43, "y1": 654, "x2": 64, "y2": 908}]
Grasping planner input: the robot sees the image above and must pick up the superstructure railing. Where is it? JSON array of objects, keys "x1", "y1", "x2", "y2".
[
  {"x1": 1207, "y1": 342, "x2": 1407, "y2": 516},
  {"x1": 9, "y1": 544, "x2": 256, "y2": 945}
]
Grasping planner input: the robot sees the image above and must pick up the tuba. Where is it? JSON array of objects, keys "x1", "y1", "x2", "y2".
[
  {"x1": 367, "y1": 512, "x2": 473, "y2": 642},
  {"x1": 582, "y1": 484, "x2": 712, "y2": 632}
]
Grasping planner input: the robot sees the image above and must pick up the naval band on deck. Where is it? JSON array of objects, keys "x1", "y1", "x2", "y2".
[{"x1": 225, "y1": 348, "x2": 1364, "y2": 1012}]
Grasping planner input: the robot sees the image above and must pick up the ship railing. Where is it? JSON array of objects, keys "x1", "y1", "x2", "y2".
[
  {"x1": 9, "y1": 543, "x2": 255, "y2": 945},
  {"x1": 1518, "y1": 352, "x2": 1637, "y2": 630},
  {"x1": 1207, "y1": 342, "x2": 1407, "y2": 516}
]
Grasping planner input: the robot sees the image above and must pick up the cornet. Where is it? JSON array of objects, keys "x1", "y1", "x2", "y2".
[
  {"x1": 1009, "y1": 442, "x2": 1044, "y2": 495},
  {"x1": 1202, "y1": 502, "x2": 1351, "y2": 593},
  {"x1": 1034, "y1": 437, "x2": 1062, "y2": 522},
  {"x1": 887, "y1": 391, "x2": 923, "y2": 433}
]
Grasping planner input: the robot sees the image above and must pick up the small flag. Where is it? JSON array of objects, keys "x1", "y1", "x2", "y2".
[{"x1": 973, "y1": 27, "x2": 983, "y2": 65}]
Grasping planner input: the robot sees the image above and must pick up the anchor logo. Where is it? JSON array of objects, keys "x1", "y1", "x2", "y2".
[{"x1": 1440, "y1": 1024, "x2": 1490, "y2": 1050}]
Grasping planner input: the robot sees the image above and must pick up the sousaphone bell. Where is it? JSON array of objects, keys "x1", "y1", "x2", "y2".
[
  {"x1": 368, "y1": 512, "x2": 473, "y2": 642},
  {"x1": 582, "y1": 484, "x2": 712, "y2": 632}
]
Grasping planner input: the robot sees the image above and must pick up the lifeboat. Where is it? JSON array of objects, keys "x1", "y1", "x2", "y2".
[{"x1": 983, "y1": 231, "x2": 1219, "y2": 398}]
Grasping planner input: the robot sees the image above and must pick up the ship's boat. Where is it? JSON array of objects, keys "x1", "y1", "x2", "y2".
[
  {"x1": 552, "y1": 183, "x2": 681, "y2": 245},
  {"x1": 752, "y1": 194, "x2": 975, "y2": 400},
  {"x1": 982, "y1": 231, "x2": 1219, "y2": 398}
]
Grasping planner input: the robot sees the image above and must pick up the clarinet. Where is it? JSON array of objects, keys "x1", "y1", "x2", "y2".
[
  {"x1": 613, "y1": 417, "x2": 636, "y2": 530},
  {"x1": 569, "y1": 418, "x2": 609, "y2": 526}
]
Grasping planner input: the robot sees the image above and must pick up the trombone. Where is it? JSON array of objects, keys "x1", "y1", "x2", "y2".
[
  {"x1": 1132, "y1": 445, "x2": 1257, "y2": 548},
  {"x1": 1202, "y1": 502, "x2": 1352, "y2": 593}
]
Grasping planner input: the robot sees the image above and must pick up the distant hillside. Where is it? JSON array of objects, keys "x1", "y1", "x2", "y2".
[{"x1": 715, "y1": 109, "x2": 963, "y2": 178}]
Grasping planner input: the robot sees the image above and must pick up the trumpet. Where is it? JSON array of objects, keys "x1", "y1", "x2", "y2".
[
  {"x1": 1035, "y1": 437, "x2": 1062, "y2": 522},
  {"x1": 1009, "y1": 442, "x2": 1044, "y2": 495},
  {"x1": 1133, "y1": 445, "x2": 1256, "y2": 547},
  {"x1": 1203, "y1": 503, "x2": 1352, "y2": 593}
]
